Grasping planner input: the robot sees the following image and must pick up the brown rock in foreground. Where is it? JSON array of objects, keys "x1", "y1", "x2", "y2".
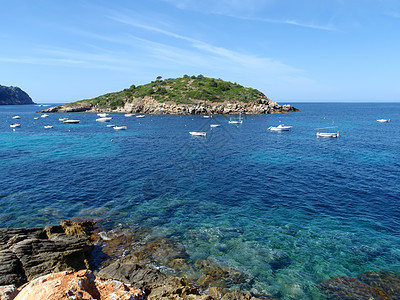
[
  {"x1": 13, "y1": 269, "x2": 144, "y2": 300},
  {"x1": 0, "y1": 220, "x2": 95, "y2": 287}
]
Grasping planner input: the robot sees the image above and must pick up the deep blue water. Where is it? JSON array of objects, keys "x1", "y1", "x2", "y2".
[{"x1": 1, "y1": 103, "x2": 399, "y2": 298}]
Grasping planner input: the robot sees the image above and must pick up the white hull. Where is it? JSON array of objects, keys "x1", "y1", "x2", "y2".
[
  {"x1": 317, "y1": 132, "x2": 339, "y2": 138},
  {"x1": 63, "y1": 120, "x2": 80, "y2": 124},
  {"x1": 10, "y1": 124, "x2": 21, "y2": 128},
  {"x1": 136, "y1": 115, "x2": 145, "y2": 118},
  {"x1": 210, "y1": 124, "x2": 221, "y2": 128},
  {"x1": 376, "y1": 119, "x2": 390, "y2": 123},
  {"x1": 96, "y1": 117, "x2": 112, "y2": 122},
  {"x1": 41, "y1": 114, "x2": 49, "y2": 118},
  {"x1": 268, "y1": 125, "x2": 292, "y2": 131},
  {"x1": 114, "y1": 126, "x2": 127, "y2": 130},
  {"x1": 44, "y1": 125, "x2": 53, "y2": 129},
  {"x1": 189, "y1": 131, "x2": 206, "y2": 137},
  {"x1": 124, "y1": 114, "x2": 134, "y2": 117},
  {"x1": 97, "y1": 113, "x2": 109, "y2": 117},
  {"x1": 12, "y1": 116, "x2": 20, "y2": 119}
]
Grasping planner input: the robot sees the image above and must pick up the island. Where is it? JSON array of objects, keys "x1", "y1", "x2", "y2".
[
  {"x1": 0, "y1": 85, "x2": 35, "y2": 105},
  {"x1": 39, "y1": 75, "x2": 298, "y2": 114}
]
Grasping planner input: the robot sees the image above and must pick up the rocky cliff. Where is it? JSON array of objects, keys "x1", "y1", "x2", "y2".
[
  {"x1": 40, "y1": 96, "x2": 297, "y2": 115},
  {"x1": 0, "y1": 85, "x2": 34, "y2": 105}
]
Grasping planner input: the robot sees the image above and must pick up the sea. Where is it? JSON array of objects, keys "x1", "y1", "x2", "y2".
[{"x1": 1, "y1": 102, "x2": 399, "y2": 299}]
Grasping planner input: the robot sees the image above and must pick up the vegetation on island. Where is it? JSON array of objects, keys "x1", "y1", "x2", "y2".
[{"x1": 74, "y1": 75, "x2": 267, "y2": 109}]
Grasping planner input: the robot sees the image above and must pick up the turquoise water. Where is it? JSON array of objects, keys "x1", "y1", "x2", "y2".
[{"x1": 1, "y1": 103, "x2": 400, "y2": 298}]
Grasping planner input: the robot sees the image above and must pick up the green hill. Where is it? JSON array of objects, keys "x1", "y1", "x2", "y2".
[
  {"x1": 77, "y1": 75, "x2": 267, "y2": 109},
  {"x1": 41, "y1": 75, "x2": 298, "y2": 114}
]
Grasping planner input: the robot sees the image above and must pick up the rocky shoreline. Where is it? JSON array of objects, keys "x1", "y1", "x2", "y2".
[
  {"x1": 0, "y1": 220, "x2": 275, "y2": 300},
  {"x1": 1, "y1": 220, "x2": 399, "y2": 299},
  {"x1": 38, "y1": 96, "x2": 298, "y2": 115}
]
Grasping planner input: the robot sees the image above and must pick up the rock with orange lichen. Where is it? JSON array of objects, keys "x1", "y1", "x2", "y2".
[{"x1": 13, "y1": 269, "x2": 144, "y2": 300}]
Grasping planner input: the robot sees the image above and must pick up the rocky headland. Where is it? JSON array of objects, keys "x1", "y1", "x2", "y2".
[
  {"x1": 0, "y1": 85, "x2": 34, "y2": 105},
  {"x1": 39, "y1": 75, "x2": 297, "y2": 115}
]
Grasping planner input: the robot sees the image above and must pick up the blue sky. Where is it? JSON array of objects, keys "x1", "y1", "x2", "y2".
[{"x1": 1, "y1": 0, "x2": 400, "y2": 103}]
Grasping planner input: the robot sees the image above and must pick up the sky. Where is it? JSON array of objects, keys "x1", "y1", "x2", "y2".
[{"x1": 1, "y1": 0, "x2": 400, "y2": 103}]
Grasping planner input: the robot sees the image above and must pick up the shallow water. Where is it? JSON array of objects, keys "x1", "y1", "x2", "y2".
[{"x1": 1, "y1": 103, "x2": 399, "y2": 298}]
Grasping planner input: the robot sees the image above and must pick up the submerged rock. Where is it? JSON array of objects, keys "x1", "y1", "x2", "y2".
[{"x1": 318, "y1": 275, "x2": 389, "y2": 299}]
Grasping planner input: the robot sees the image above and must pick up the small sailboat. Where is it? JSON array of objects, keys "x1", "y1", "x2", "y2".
[
  {"x1": 210, "y1": 124, "x2": 221, "y2": 128},
  {"x1": 34, "y1": 117, "x2": 39, "y2": 120},
  {"x1": 10, "y1": 123, "x2": 21, "y2": 128},
  {"x1": 12, "y1": 115, "x2": 20, "y2": 119},
  {"x1": 106, "y1": 124, "x2": 116, "y2": 128},
  {"x1": 203, "y1": 115, "x2": 211, "y2": 118},
  {"x1": 124, "y1": 113, "x2": 134, "y2": 117},
  {"x1": 44, "y1": 125, "x2": 53, "y2": 129},
  {"x1": 113, "y1": 126, "x2": 127, "y2": 130},
  {"x1": 41, "y1": 114, "x2": 49, "y2": 118},
  {"x1": 189, "y1": 131, "x2": 206, "y2": 137},
  {"x1": 316, "y1": 121, "x2": 339, "y2": 138},
  {"x1": 97, "y1": 113, "x2": 109, "y2": 117},
  {"x1": 268, "y1": 124, "x2": 292, "y2": 131},
  {"x1": 228, "y1": 113, "x2": 243, "y2": 124},
  {"x1": 59, "y1": 117, "x2": 68, "y2": 121},
  {"x1": 376, "y1": 119, "x2": 390, "y2": 123},
  {"x1": 136, "y1": 115, "x2": 145, "y2": 118}
]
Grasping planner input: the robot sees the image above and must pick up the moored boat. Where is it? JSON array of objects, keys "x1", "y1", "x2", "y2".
[
  {"x1": 189, "y1": 131, "x2": 206, "y2": 137},
  {"x1": 136, "y1": 115, "x2": 145, "y2": 118},
  {"x1": 44, "y1": 125, "x2": 53, "y2": 129},
  {"x1": 41, "y1": 114, "x2": 49, "y2": 118},
  {"x1": 10, "y1": 123, "x2": 21, "y2": 128},
  {"x1": 63, "y1": 119, "x2": 80, "y2": 124},
  {"x1": 12, "y1": 115, "x2": 20, "y2": 119},
  {"x1": 113, "y1": 126, "x2": 127, "y2": 130},
  {"x1": 96, "y1": 117, "x2": 112, "y2": 122},
  {"x1": 268, "y1": 124, "x2": 292, "y2": 131},
  {"x1": 210, "y1": 124, "x2": 221, "y2": 128},
  {"x1": 376, "y1": 119, "x2": 390, "y2": 123},
  {"x1": 97, "y1": 113, "x2": 109, "y2": 117},
  {"x1": 316, "y1": 122, "x2": 339, "y2": 138}
]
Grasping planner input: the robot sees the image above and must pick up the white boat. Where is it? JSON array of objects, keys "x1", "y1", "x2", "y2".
[
  {"x1": 10, "y1": 123, "x2": 21, "y2": 128},
  {"x1": 268, "y1": 124, "x2": 292, "y2": 131},
  {"x1": 106, "y1": 124, "x2": 116, "y2": 127},
  {"x1": 96, "y1": 117, "x2": 112, "y2": 122},
  {"x1": 316, "y1": 123, "x2": 339, "y2": 138},
  {"x1": 376, "y1": 119, "x2": 390, "y2": 123},
  {"x1": 59, "y1": 117, "x2": 68, "y2": 121},
  {"x1": 97, "y1": 113, "x2": 109, "y2": 117},
  {"x1": 317, "y1": 132, "x2": 339, "y2": 138},
  {"x1": 34, "y1": 117, "x2": 39, "y2": 120},
  {"x1": 210, "y1": 124, "x2": 221, "y2": 128},
  {"x1": 44, "y1": 125, "x2": 53, "y2": 129},
  {"x1": 12, "y1": 116, "x2": 20, "y2": 119},
  {"x1": 203, "y1": 115, "x2": 211, "y2": 118},
  {"x1": 63, "y1": 119, "x2": 80, "y2": 124},
  {"x1": 124, "y1": 113, "x2": 134, "y2": 117},
  {"x1": 136, "y1": 115, "x2": 145, "y2": 118},
  {"x1": 41, "y1": 114, "x2": 49, "y2": 118},
  {"x1": 189, "y1": 131, "x2": 206, "y2": 137},
  {"x1": 113, "y1": 126, "x2": 127, "y2": 130},
  {"x1": 228, "y1": 114, "x2": 243, "y2": 124}
]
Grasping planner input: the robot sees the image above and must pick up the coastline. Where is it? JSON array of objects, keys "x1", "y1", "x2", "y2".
[{"x1": 38, "y1": 96, "x2": 298, "y2": 115}]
